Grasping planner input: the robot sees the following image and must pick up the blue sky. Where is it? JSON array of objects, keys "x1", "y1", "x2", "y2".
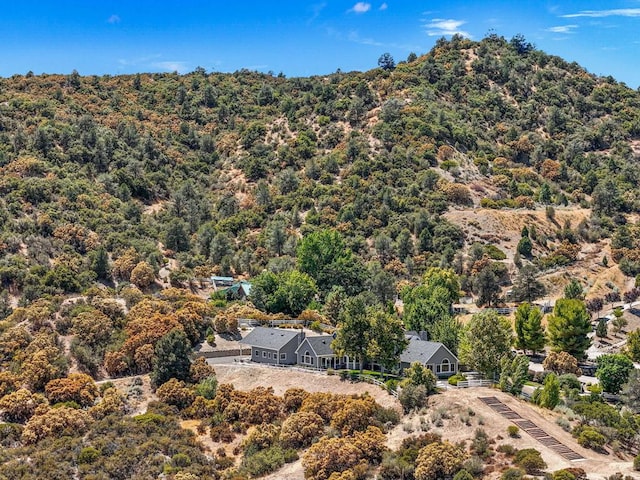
[{"x1": 2, "y1": 1, "x2": 640, "y2": 88}]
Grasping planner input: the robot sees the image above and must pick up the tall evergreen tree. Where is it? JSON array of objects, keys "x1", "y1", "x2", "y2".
[
  {"x1": 151, "y1": 329, "x2": 192, "y2": 388},
  {"x1": 499, "y1": 354, "x2": 529, "y2": 395},
  {"x1": 547, "y1": 299, "x2": 591, "y2": 359},
  {"x1": 514, "y1": 302, "x2": 545, "y2": 354},
  {"x1": 91, "y1": 246, "x2": 110, "y2": 281},
  {"x1": 511, "y1": 265, "x2": 546, "y2": 302}
]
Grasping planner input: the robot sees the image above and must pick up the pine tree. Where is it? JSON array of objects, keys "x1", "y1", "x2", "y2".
[
  {"x1": 547, "y1": 299, "x2": 591, "y2": 359},
  {"x1": 91, "y1": 246, "x2": 110, "y2": 280},
  {"x1": 596, "y1": 318, "x2": 608, "y2": 338},
  {"x1": 151, "y1": 329, "x2": 192, "y2": 388},
  {"x1": 537, "y1": 373, "x2": 560, "y2": 409},
  {"x1": 564, "y1": 279, "x2": 584, "y2": 300},
  {"x1": 514, "y1": 302, "x2": 545, "y2": 354}
]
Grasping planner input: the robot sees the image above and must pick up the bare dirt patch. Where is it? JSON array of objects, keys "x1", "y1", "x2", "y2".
[
  {"x1": 142, "y1": 200, "x2": 166, "y2": 215},
  {"x1": 214, "y1": 364, "x2": 400, "y2": 411}
]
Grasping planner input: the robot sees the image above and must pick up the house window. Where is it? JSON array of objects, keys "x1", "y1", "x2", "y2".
[
  {"x1": 302, "y1": 351, "x2": 313, "y2": 365},
  {"x1": 262, "y1": 351, "x2": 267, "y2": 358},
  {"x1": 254, "y1": 350, "x2": 258, "y2": 356},
  {"x1": 441, "y1": 358, "x2": 450, "y2": 373},
  {"x1": 436, "y1": 364, "x2": 441, "y2": 373},
  {"x1": 426, "y1": 364, "x2": 434, "y2": 371},
  {"x1": 280, "y1": 353, "x2": 286, "y2": 360}
]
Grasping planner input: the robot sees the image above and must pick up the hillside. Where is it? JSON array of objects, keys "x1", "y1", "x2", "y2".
[
  {"x1": 3, "y1": 33, "x2": 640, "y2": 479},
  {"x1": 1, "y1": 34, "x2": 640, "y2": 308}
]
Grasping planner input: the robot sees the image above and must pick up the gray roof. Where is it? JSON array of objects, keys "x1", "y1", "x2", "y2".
[
  {"x1": 295, "y1": 335, "x2": 335, "y2": 356},
  {"x1": 239, "y1": 327, "x2": 302, "y2": 350},
  {"x1": 400, "y1": 337, "x2": 453, "y2": 364}
]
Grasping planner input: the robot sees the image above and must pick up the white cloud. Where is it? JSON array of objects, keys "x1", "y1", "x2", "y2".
[
  {"x1": 349, "y1": 2, "x2": 371, "y2": 14},
  {"x1": 107, "y1": 14, "x2": 121, "y2": 24},
  {"x1": 424, "y1": 18, "x2": 471, "y2": 38},
  {"x1": 562, "y1": 8, "x2": 640, "y2": 18},
  {"x1": 117, "y1": 54, "x2": 162, "y2": 69},
  {"x1": 348, "y1": 31, "x2": 383, "y2": 46},
  {"x1": 308, "y1": 2, "x2": 326, "y2": 24},
  {"x1": 152, "y1": 61, "x2": 189, "y2": 74},
  {"x1": 379, "y1": 3, "x2": 388, "y2": 11},
  {"x1": 547, "y1": 24, "x2": 578, "y2": 33}
]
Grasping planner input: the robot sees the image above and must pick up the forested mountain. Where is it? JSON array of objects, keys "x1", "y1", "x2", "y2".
[
  {"x1": 3, "y1": 33, "x2": 640, "y2": 479},
  {"x1": 1, "y1": 33, "x2": 640, "y2": 308}
]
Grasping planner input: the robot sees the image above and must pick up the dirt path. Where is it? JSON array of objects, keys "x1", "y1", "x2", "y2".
[{"x1": 60, "y1": 334, "x2": 80, "y2": 375}]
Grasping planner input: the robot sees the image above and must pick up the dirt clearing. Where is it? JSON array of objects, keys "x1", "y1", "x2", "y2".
[{"x1": 214, "y1": 364, "x2": 400, "y2": 410}]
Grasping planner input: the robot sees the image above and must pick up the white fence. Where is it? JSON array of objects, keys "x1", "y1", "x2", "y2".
[
  {"x1": 456, "y1": 379, "x2": 494, "y2": 388},
  {"x1": 237, "y1": 318, "x2": 334, "y2": 331},
  {"x1": 358, "y1": 375, "x2": 398, "y2": 398}
]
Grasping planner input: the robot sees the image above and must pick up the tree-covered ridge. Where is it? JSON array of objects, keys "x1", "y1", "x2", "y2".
[{"x1": 1, "y1": 33, "x2": 640, "y2": 303}]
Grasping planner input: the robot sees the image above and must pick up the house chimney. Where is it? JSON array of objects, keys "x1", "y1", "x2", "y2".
[{"x1": 419, "y1": 330, "x2": 428, "y2": 341}]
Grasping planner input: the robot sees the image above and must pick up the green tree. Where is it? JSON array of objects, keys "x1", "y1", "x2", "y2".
[
  {"x1": 402, "y1": 362, "x2": 437, "y2": 393},
  {"x1": 368, "y1": 309, "x2": 408, "y2": 372},
  {"x1": 596, "y1": 317, "x2": 608, "y2": 338},
  {"x1": 402, "y1": 284, "x2": 451, "y2": 332},
  {"x1": 332, "y1": 296, "x2": 371, "y2": 372},
  {"x1": 473, "y1": 266, "x2": 500, "y2": 307},
  {"x1": 250, "y1": 270, "x2": 317, "y2": 317},
  {"x1": 537, "y1": 373, "x2": 560, "y2": 409},
  {"x1": 511, "y1": 265, "x2": 546, "y2": 303},
  {"x1": 499, "y1": 354, "x2": 529, "y2": 395},
  {"x1": 165, "y1": 219, "x2": 190, "y2": 252},
  {"x1": 265, "y1": 220, "x2": 288, "y2": 256},
  {"x1": 538, "y1": 182, "x2": 552, "y2": 204},
  {"x1": 378, "y1": 53, "x2": 396, "y2": 71},
  {"x1": 459, "y1": 310, "x2": 513, "y2": 379},
  {"x1": 395, "y1": 228, "x2": 414, "y2": 261},
  {"x1": 366, "y1": 262, "x2": 397, "y2": 306},
  {"x1": 297, "y1": 229, "x2": 366, "y2": 297},
  {"x1": 626, "y1": 329, "x2": 640, "y2": 361},
  {"x1": 517, "y1": 235, "x2": 532, "y2": 257},
  {"x1": 151, "y1": 329, "x2": 192, "y2": 388},
  {"x1": 564, "y1": 279, "x2": 584, "y2": 300},
  {"x1": 547, "y1": 299, "x2": 591, "y2": 359},
  {"x1": 423, "y1": 267, "x2": 460, "y2": 304},
  {"x1": 282, "y1": 270, "x2": 318, "y2": 316},
  {"x1": 323, "y1": 286, "x2": 347, "y2": 325},
  {"x1": 428, "y1": 315, "x2": 463, "y2": 355},
  {"x1": 513, "y1": 302, "x2": 545, "y2": 354},
  {"x1": 90, "y1": 246, "x2": 110, "y2": 281},
  {"x1": 596, "y1": 353, "x2": 634, "y2": 394},
  {"x1": 611, "y1": 308, "x2": 628, "y2": 335}
]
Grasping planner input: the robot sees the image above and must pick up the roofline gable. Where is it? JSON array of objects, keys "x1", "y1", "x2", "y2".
[{"x1": 294, "y1": 337, "x2": 317, "y2": 356}]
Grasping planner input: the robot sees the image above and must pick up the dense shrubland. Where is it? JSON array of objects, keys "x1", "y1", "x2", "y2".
[
  {"x1": 1, "y1": 34, "x2": 640, "y2": 312},
  {"x1": 3, "y1": 32, "x2": 640, "y2": 478}
]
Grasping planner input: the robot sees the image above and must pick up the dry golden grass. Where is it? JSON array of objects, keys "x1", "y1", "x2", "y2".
[{"x1": 444, "y1": 207, "x2": 633, "y2": 301}]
